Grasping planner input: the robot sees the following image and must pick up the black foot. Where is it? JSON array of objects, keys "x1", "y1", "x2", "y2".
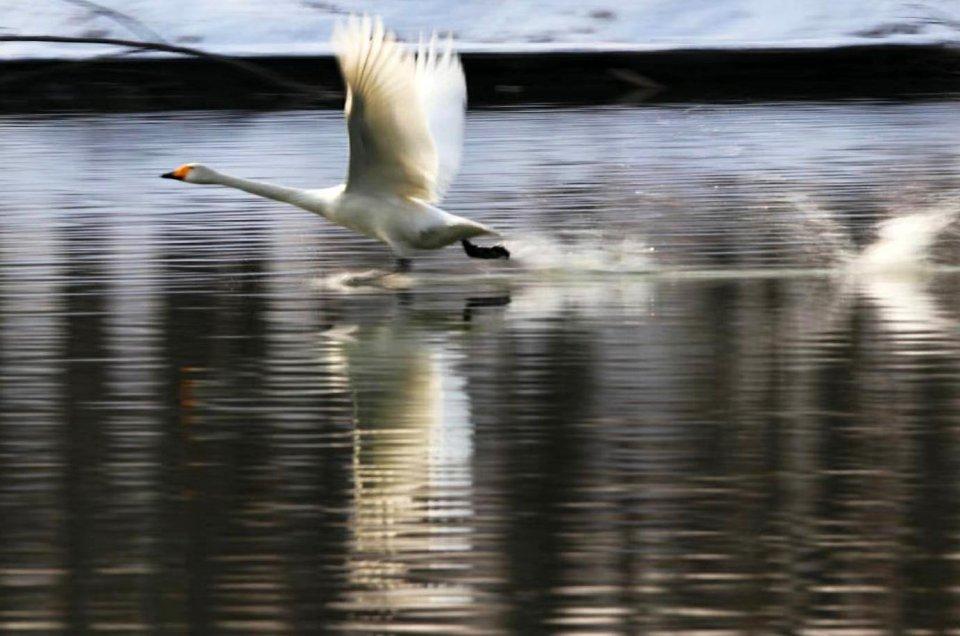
[
  {"x1": 394, "y1": 258, "x2": 412, "y2": 273},
  {"x1": 461, "y1": 239, "x2": 510, "y2": 260}
]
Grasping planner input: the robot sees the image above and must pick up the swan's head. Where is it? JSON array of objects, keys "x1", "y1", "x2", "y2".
[{"x1": 160, "y1": 163, "x2": 218, "y2": 184}]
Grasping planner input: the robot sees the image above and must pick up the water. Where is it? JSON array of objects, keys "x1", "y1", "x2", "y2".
[{"x1": 2, "y1": 102, "x2": 960, "y2": 633}]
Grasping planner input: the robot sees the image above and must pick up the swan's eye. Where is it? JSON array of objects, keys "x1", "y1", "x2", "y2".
[{"x1": 172, "y1": 164, "x2": 193, "y2": 179}]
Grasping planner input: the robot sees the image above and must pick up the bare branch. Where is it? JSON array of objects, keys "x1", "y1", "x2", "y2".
[
  {"x1": 0, "y1": 35, "x2": 333, "y2": 98},
  {"x1": 59, "y1": 0, "x2": 168, "y2": 43}
]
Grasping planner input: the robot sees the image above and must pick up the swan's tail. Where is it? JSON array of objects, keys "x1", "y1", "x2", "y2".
[{"x1": 421, "y1": 215, "x2": 500, "y2": 248}]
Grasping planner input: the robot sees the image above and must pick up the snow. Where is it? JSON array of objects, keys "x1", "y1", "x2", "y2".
[{"x1": 3, "y1": 0, "x2": 960, "y2": 60}]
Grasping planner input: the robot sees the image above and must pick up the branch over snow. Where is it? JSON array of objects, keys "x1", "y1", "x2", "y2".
[{"x1": 0, "y1": 35, "x2": 332, "y2": 97}]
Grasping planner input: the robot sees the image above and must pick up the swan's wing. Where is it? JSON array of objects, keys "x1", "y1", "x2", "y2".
[
  {"x1": 332, "y1": 16, "x2": 465, "y2": 203},
  {"x1": 416, "y1": 33, "x2": 466, "y2": 202}
]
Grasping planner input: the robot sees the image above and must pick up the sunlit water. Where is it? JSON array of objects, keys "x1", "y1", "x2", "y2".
[{"x1": 2, "y1": 102, "x2": 960, "y2": 633}]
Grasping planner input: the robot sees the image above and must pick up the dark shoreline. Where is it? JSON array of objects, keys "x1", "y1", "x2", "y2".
[{"x1": 1, "y1": 43, "x2": 958, "y2": 111}]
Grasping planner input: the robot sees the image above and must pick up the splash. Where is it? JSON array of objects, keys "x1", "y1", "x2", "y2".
[
  {"x1": 787, "y1": 194, "x2": 856, "y2": 265},
  {"x1": 504, "y1": 232, "x2": 656, "y2": 274},
  {"x1": 847, "y1": 204, "x2": 960, "y2": 339},
  {"x1": 315, "y1": 269, "x2": 414, "y2": 290},
  {"x1": 313, "y1": 203, "x2": 960, "y2": 290},
  {"x1": 852, "y1": 205, "x2": 959, "y2": 274}
]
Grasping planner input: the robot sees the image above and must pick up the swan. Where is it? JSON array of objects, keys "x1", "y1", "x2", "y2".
[{"x1": 161, "y1": 15, "x2": 509, "y2": 272}]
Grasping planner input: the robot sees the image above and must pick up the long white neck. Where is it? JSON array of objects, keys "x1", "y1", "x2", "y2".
[{"x1": 212, "y1": 171, "x2": 304, "y2": 205}]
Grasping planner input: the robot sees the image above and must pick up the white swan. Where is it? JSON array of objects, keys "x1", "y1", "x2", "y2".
[{"x1": 161, "y1": 15, "x2": 508, "y2": 271}]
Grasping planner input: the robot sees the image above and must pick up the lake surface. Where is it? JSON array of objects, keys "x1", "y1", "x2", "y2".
[{"x1": 2, "y1": 102, "x2": 960, "y2": 633}]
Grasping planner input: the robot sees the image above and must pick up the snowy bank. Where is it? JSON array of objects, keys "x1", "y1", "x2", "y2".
[
  {"x1": 4, "y1": 0, "x2": 960, "y2": 60},
  {"x1": 2, "y1": 1, "x2": 959, "y2": 110}
]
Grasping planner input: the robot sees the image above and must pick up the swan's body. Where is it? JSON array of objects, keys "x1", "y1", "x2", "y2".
[{"x1": 161, "y1": 15, "x2": 507, "y2": 268}]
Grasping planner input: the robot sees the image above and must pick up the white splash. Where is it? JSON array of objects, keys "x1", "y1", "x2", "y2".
[
  {"x1": 846, "y1": 204, "x2": 960, "y2": 340},
  {"x1": 787, "y1": 194, "x2": 856, "y2": 265},
  {"x1": 505, "y1": 233, "x2": 656, "y2": 274},
  {"x1": 315, "y1": 269, "x2": 414, "y2": 291},
  {"x1": 852, "y1": 206, "x2": 958, "y2": 274}
]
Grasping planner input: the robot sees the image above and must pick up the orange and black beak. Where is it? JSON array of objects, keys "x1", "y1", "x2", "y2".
[{"x1": 161, "y1": 165, "x2": 191, "y2": 180}]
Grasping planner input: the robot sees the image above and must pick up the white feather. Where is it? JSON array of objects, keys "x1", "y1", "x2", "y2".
[
  {"x1": 417, "y1": 32, "x2": 467, "y2": 202},
  {"x1": 332, "y1": 15, "x2": 466, "y2": 204}
]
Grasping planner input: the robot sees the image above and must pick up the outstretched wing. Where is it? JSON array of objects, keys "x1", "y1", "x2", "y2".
[
  {"x1": 415, "y1": 33, "x2": 466, "y2": 202},
  {"x1": 332, "y1": 16, "x2": 466, "y2": 203}
]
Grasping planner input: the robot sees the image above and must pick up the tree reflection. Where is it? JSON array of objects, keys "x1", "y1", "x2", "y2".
[{"x1": 3, "y1": 224, "x2": 960, "y2": 632}]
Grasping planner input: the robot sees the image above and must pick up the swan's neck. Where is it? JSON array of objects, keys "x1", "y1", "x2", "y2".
[{"x1": 213, "y1": 171, "x2": 303, "y2": 204}]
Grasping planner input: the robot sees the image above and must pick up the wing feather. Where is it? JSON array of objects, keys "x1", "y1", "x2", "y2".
[
  {"x1": 417, "y1": 33, "x2": 466, "y2": 202},
  {"x1": 332, "y1": 16, "x2": 466, "y2": 203}
]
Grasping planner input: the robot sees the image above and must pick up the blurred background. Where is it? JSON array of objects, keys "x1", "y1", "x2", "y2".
[
  {"x1": 10, "y1": 0, "x2": 960, "y2": 54},
  {"x1": 3, "y1": 1, "x2": 960, "y2": 634},
  {"x1": 4, "y1": 0, "x2": 960, "y2": 107}
]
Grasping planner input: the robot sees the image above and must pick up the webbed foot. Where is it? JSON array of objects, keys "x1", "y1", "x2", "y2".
[{"x1": 461, "y1": 239, "x2": 510, "y2": 260}]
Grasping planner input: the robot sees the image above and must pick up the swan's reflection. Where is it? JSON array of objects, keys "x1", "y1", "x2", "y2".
[{"x1": 321, "y1": 299, "x2": 492, "y2": 625}]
